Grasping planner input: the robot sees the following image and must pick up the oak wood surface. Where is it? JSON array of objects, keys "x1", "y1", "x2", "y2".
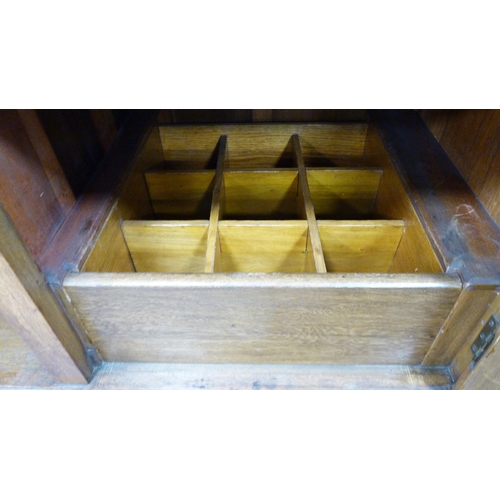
[
  {"x1": 318, "y1": 221, "x2": 405, "y2": 273},
  {"x1": 292, "y1": 135, "x2": 326, "y2": 272},
  {"x1": 159, "y1": 124, "x2": 368, "y2": 169},
  {"x1": 364, "y1": 123, "x2": 443, "y2": 274},
  {"x1": 64, "y1": 273, "x2": 461, "y2": 365},
  {"x1": 146, "y1": 171, "x2": 215, "y2": 219},
  {"x1": 216, "y1": 221, "x2": 315, "y2": 273},
  {"x1": 371, "y1": 110, "x2": 500, "y2": 286},
  {"x1": 222, "y1": 170, "x2": 300, "y2": 219},
  {"x1": 40, "y1": 110, "x2": 158, "y2": 284},
  {"x1": 82, "y1": 204, "x2": 135, "y2": 273},
  {"x1": 0, "y1": 313, "x2": 55, "y2": 386},
  {"x1": 122, "y1": 221, "x2": 209, "y2": 273},
  {"x1": 0, "y1": 110, "x2": 67, "y2": 263},
  {"x1": 0, "y1": 359, "x2": 452, "y2": 390},
  {"x1": 307, "y1": 169, "x2": 382, "y2": 219},
  {"x1": 0, "y1": 207, "x2": 91, "y2": 382},
  {"x1": 422, "y1": 288, "x2": 498, "y2": 366},
  {"x1": 17, "y1": 109, "x2": 75, "y2": 214},
  {"x1": 117, "y1": 126, "x2": 164, "y2": 221},
  {"x1": 451, "y1": 292, "x2": 500, "y2": 387}
]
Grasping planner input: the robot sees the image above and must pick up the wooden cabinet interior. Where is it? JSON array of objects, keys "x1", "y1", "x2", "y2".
[
  {"x1": 4, "y1": 110, "x2": 500, "y2": 387},
  {"x1": 63, "y1": 122, "x2": 465, "y2": 366}
]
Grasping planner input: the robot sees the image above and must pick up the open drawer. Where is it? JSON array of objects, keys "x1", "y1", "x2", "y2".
[{"x1": 52, "y1": 121, "x2": 471, "y2": 366}]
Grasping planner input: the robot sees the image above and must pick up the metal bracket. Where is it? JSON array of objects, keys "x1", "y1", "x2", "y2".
[{"x1": 470, "y1": 314, "x2": 499, "y2": 369}]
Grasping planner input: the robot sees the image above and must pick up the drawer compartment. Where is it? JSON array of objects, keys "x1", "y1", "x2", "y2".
[{"x1": 63, "y1": 122, "x2": 462, "y2": 365}]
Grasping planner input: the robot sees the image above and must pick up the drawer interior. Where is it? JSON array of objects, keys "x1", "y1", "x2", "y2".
[
  {"x1": 82, "y1": 123, "x2": 442, "y2": 275},
  {"x1": 65, "y1": 123, "x2": 461, "y2": 366}
]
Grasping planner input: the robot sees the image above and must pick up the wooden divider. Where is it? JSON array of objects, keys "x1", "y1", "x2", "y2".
[
  {"x1": 292, "y1": 135, "x2": 327, "y2": 273},
  {"x1": 120, "y1": 132, "x2": 408, "y2": 275},
  {"x1": 205, "y1": 136, "x2": 227, "y2": 273}
]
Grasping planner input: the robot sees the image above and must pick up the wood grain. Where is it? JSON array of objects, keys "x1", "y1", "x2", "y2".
[
  {"x1": 0, "y1": 313, "x2": 56, "y2": 387},
  {"x1": 306, "y1": 169, "x2": 382, "y2": 219},
  {"x1": 82, "y1": 204, "x2": 135, "y2": 273},
  {"x1": 17, "y1": 109, "x2": 75, "y2": 214},
  {"x1": 0, "y1": 206, "x2": 91, "y2": 382},
  {"x1": 159, "y1": 124, "x2": 368, "y2": 169},
  {"x1": 450, "y1": 292, "x2": 500, "y2": 387},
  {"x1": 371, "y1": 110, "x2": 500, "y2": 286},
  {"x1": 205, "y1": 136, "x2": 227, "y2": 273},
  {"x1": 40, "y1": 110, "x2": 158, "y2": 284},
  {"x1": 222, "y1": 170, "x2": 300, "y2": 219},
  {"x1": 0, "y1": 359, "x2": 453, "y2": 390},
  {"x1": 117, "y1": 125, "x2": 164, "y2": 221},
  {"x1": 457, "y1": 296, "x2": 500, "y2": 389},
  {"x1": 364, "y1": 123, "x2": 443, "y2": 274},
  {"x1": 318, "y1": 221, "x2": 405, "y2": 273},
  {"x1": 64, "y1": 272, "x2": 461, "y2": 365},
  {"x1": 216, "y1": 221, "x2": 315, "y2": 273},
  {"x1": 146, "y1": 170, "x2": 215, "y2": 219},
  {"x1": 0, "y1": 110, "x2": 67, "y2": 263},
  {"x1": 292, "y1": 135, "x2": 326, "y2": 272},
  {"x1": 422, "y1": 287, "x2": 497, "y2": 366},
  {"x1": 122, "y1": 221, "x2": 209, "y2": 273}
]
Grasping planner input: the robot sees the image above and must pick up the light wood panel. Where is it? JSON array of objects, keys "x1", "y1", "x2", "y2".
[
  {"x1": 0, "y1": 359, "x2": 453, "y2": 390},
  {"x1": 117, "y1": 126, "x2": 164, "y2": 221},
  {"x1": 13, "y1": 362, "x2": 449, "y2": 390},
  {"x1": 363, "y1": 123, "x2": 443, "y2": 274},
  {"x1": 64, "y1": 273, "x2": 461, "y2": 365},
  {"x1": 216, "y1": 221, "x2": 315, "y2": 273},
  {"x1": 222, "y1": 170, "x2": 300, "y2": 219},
  {"x1": 159, "y1": 124, "x2": 368, "y2": 169},
  {"x1": 318, "y1": 221, "x2": 405, "y2": 273},
  {"x1": 0, "y1": 313, "x2": 55, "y2": 386},
  {"x1": 146, "y1": 171, "x2": 215, "y2": 219},
  {"x1": 122, "y1": 221, "x2": 209, "y2": 273},
  {"x1": 307, "y1": 169, "x2": 382, "y2": 219},
  {"x1": 82, "y1": 204, "x2": 135, "y2": 273}
]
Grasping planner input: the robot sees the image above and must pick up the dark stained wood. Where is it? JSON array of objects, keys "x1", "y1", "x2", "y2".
[
  {"x1": 0, "y1": 110, "x2": 67, "y2": 263},
  {"x1": 420, "y1": 109, "x2": 500, "y2": 230},
  {"x1": 17, "y1": 109, "x2": 75, "y2": 214},
  {"x1": 89, "y1": 110, "x2": 118, "y2": 153},
  {"x1": 40, "y1": 110, "x2": 158, "y2": 284},
  {"x1": 0, "y1": 206, "x2": 92, "y2": 382},
  {"x1": 37, "y1": 110, "x2": 105, "y2": 197},
  {"x1": 423, "y1": 287, "x2": 498, "y2": 366},
  {"x1": 371, "y1": 110, "x2": 500, "y2": 287},
  {"x1": 171, "y1": 110, "x2": 253, "y2": 123}
]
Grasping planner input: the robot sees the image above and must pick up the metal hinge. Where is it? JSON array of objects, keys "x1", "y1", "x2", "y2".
[{"x1": 470, "y1": 314, "x2": 499, "y2": 369}]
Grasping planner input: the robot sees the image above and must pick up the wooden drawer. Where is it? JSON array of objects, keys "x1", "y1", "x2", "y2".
[{"x1": 59, "y1": 122, "x2": 464, "y2": 365}]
